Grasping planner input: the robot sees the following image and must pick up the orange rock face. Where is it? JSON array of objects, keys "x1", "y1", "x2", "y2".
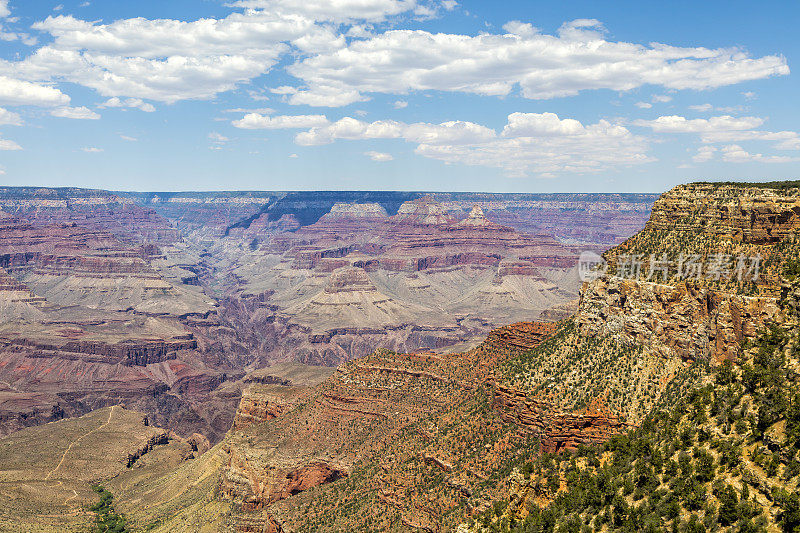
[
  {"x1": 492, "y1": 383, "x2": 631, "y2": 453},
  {"x1": 485, "y1": 321, "x2": 559, "y2": 351},
  {"x1": 218, "y1": 322, "x2": 591, "y2": 530},
  {"x1": 232, "y1": 390, "x2": 296, "y2": 431}
]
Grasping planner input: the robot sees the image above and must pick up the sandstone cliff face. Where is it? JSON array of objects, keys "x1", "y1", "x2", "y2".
[
  {"x1": 576, "y1": 276, "x2": 780, "y2": 362},
  {"x1": 215, "y1": 321, "x2": 633, "y2": 531},
  {"x1": 644, "y1": 183, "x2": 800, "y2": 244},
  {"x1": 576, "y1": 183, "x2": 799, "y2": 364}
]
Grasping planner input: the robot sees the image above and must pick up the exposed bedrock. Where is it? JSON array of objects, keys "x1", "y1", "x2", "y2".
[
  {"x1": 492, "y1": 383, "x2": 631, "y2": 454},
  {"x1": 0, "y1": 187, "x2": 181, "y2": 244},
  {"x1": 0, "y1": 344, "x2": 237, "y2": 441},
  {"x1": 198, "y1": 293, "x2": 486, "y2": 369},
  {"x1": 645, "y1": 183, "x2": 800, "y2": 244},
  {"x1": 576, "y1": 276, "x2": 780, "y2": 363},
  {"x1": 219, "y1": 324, "x2": 542, "y2": 506},
  {"x1": 1, "y1": 336, "x2": 195, "y2": 366}
]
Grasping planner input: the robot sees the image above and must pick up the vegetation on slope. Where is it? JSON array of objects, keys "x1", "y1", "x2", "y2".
[
  {"x1": 467, "y1": 279, "x2": 800, "y2": 533},
  {"x1": 498, "y1": 320, "x2": 681, "y2": 424},
  {"x1": 88, "y1": 486, "x2": 129, "y2": 533}
]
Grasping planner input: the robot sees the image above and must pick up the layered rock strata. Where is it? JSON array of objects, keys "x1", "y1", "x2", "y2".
[
  {"x1": 493, "y1": 384, "x2": 631, "y2": 453},
  {"x1": 576, "y1": 276, "x2": 780, "y2": 362},
  {"x1": 216, "y1": 321, "x2": 634, "y2": 531},
  {"x1": 644, "y1": 182, "x2": 800, "y2": 244}
]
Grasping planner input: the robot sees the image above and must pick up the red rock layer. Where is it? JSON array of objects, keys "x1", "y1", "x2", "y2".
[
  {"x1": 220, "y1": 321, "x2": 607, "y2": 531},
  {"x1": 0, "y1": 336, "x2": 196, "y2": 366},
  {"x1": 0, "y1": 216, "x2": 158, "y2": 278},
  {"x1": 485, "y1": 321, "x2": 559, "y2": 351},
  {"x1": 492, "y1": 383, "x2": 631, "y2": 453},
  {"x1": 232, "y1": 393, "x2": 290, "y2": 431},
  {"x1": 269, "y1": 199, "x2": 578, "y2": 273}
]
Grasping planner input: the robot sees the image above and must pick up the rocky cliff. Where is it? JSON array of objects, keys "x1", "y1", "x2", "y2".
[
  {"x1": 576, "y1": 276, "x2": 780, "y2": 362},
  {"x1": 644, "y1": 182, "x2": 800, "y2": 244},
  {"x1": 209, "y1": 320, "x2": 640, "y2": 531},
  {"x1": 577, "y1": 182, "x2": 800, "y2": 364},
  {"x1": 492, "y1": 384, "x2": 631, "y2": 453}
]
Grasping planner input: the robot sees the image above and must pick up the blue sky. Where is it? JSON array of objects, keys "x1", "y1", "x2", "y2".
[{"x1": 0, "y1": 0, "x2": 797, "y2": 192}]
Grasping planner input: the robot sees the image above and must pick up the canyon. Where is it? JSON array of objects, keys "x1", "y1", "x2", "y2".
[
  {"x1": 138, "y1": 181, "x2": 799, "y2": 532},
  {"x1": 0, "y1": 187, "x2": 656, "y2": 445},
  {"x1": 1, "y1": 181, "x2": 799, "y2": 531}
]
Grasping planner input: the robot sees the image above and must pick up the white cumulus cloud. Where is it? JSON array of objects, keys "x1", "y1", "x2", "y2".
[
  {"x1": 100, "y1": 97, "x2": 155, "y2": 112},
  {"x1": 8, "y1": 11, "x2": 317, "y2": 103},
  {"x1": 232, "y1": 113, "x2": 330, "y2": 129},
  {"x1": 721, "y1": 144, "x2": 798, "y2": 164},
  {"x1": 0, "y1": 76, "x2": 70, "y2": 106},
  {"x1": 289, "y1": 112, "x2": 651, "y2": 177},
  {"x1": 634, "y1": 114, "x2": 800, "y2": 153},
  {"x1": 634, "y1": 115, "x2": 764, "y2": 133},
  {"x1": 285, "y1": 22, "x2": 788, "y2": 106},
  {"x1": 0, "y1": 137, "x2": 21, "y2": 150},
  {"x1": 0, "y1": 106, "x2": 22, "y2": 125},
  {"x1": 364, "y1": 150, "x2": 393, "y2": 161},
  {"x1": 692, "y1": 145, "x2": 716, "y2": 163},
  {"x1": 50, "y1": 105, "x2": 100, "y2": 119},
  {"x1": 226, "y1": 0, "x2": 417, "y2": 23}
]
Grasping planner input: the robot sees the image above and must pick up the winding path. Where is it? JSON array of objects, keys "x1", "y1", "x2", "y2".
[{"x1": 45, "y1": 405, "x2": 116, "y2": 481}]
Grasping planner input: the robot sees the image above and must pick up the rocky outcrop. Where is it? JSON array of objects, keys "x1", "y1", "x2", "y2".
[
  {"x1": 485, "y1": 322, "x2": 558, "y2": 352},
  {"x1": 126, "y1": 430, "x2": 171, "y2": 467},
  {"x1": 394, "y1": 197, "x2": 453, "y2": 225},
  {"x1": 319, "y1": 202, "x2": 388, "y2": 221},
  {"x1": 644, "y1": 183, "x2": 800, "y2": 244},
  {"x1": 493, "y1": 383, "x2": 631, "y2": 453},
  {"x1": 232, "y1": 391, "x2": 291, "y2": 431},
  {"x1": 221, "y1": 444, "x2": 348, "y2": 510},
  {"x1": 323, "y1": 267, "x2": 376, "y2": 293},
  {"x1": 576, "y1": 276, "x2": 780, "y2": 362},
  {"x1": 215, "y1": 321, "x2": 568, "y2": 531}
]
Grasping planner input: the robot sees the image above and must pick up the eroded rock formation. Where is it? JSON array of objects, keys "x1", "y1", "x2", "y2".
[
  {"x1": 576, "y1": 276, "x2": 780, "y2": 362},
  {"x1": 493, "y1": 383, "x2": 631, "y2": 453},
  {"x1": 644, "y1": 183, "x2": 800, "y2": 244}
]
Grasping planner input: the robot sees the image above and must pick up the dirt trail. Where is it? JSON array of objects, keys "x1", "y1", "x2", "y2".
[{"x1": 45, "y1": 405, "x2": 116, "y2": 481}]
